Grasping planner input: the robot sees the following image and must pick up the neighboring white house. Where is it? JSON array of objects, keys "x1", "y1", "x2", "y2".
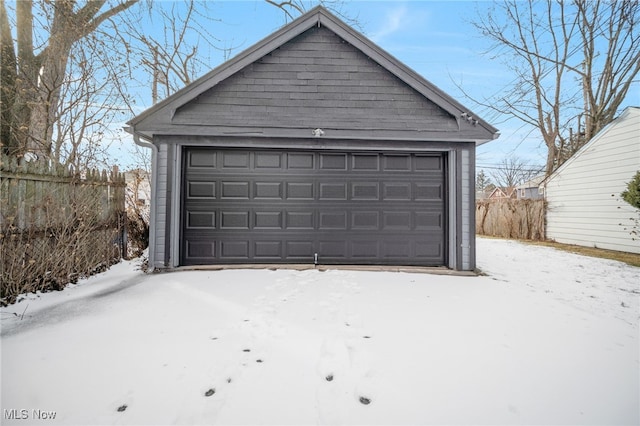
[{"x1": 542, "y1": 106, "x2": 640, "y2": 254}]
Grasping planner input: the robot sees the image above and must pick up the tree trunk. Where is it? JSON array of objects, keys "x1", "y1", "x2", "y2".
[
  {"x1": 28, "y1": 43, "x2": 73, "y2": 158},
  {"x1": 3, "y1": 0, "x2": 140, "y2": 162},
  {"x1": 0, "y1": 0, "x2": 17, "y2": 154}
]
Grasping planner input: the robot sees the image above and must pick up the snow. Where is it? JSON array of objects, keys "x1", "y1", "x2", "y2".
[{"x1": 1, "y1": 237, "x2": 638, "y2": 425}]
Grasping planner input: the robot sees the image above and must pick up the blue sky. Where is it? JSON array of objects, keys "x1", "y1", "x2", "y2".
[{"x1": 123, "y1": 0, "x2": 638, "y2": 172}]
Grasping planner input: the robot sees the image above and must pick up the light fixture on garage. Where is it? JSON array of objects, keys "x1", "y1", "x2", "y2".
[{"x1": 312, "y1": 128, "x2": 325, "y2": 137}]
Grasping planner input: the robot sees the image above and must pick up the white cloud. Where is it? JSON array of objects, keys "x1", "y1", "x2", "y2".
[{"x1": 370, "y1": 5, "x2": 409, "y2": 42}]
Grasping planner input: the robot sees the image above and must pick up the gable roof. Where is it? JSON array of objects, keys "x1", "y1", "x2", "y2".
[
  {"x1": 128, "y1": 6, "x2": 498, "y2": 143},
  {"x1": 488, "y1": 186, "x2": 516, "y2": 199},
  {"x1": 516, "y1": 174, "x2": 545, "y2": 190},
  {"x1": 544, "y1": 106, "x2": 640, "y2": 184}
]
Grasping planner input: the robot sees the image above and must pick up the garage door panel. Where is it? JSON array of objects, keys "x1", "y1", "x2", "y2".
[
  {"x1": 221, "y1": 181, "x2": 250, "y2": 199},
  {"x1": 319, "y1": 241, "x2": 348, "y2": 258},
  {"x1": 220, "y1": 240, "x2": 250, "y2": 259},
  {"x1": 382, "y1": 240, "x2": 411, "y2": 258},
  {"x1": 319, "y1": 211, "x2": 347, "y2": 230},
  {"x1": 188, "y1": 150, "x2": 217, "y2": 168},
  {"x1": 352, "y1": 240, "x2": 379, "y2": 257},
  {"x1": 320, "y1": 153, "x2": 348, "y2": 170},
  {"x1": 254, "y1": 211, "x2": 283, "y2": 229},
  {"x1": 415, "y1": 155, "x2": 442, "y2": 171},
  {"x1": 254, "y1": 152, "x2": 283, "y2": 169},
  {"x1": 416, "y1": 240, "x2": 443, "y2": 258},
  {"x1": 414, "y1": 183, "x2": 442, "y2": 200},
  {"x1": 383, "y1": 211, "x2": 412, "y2": 230},
  {"x1": 286, "y1": 182, "x2": 314, "y2": 200},
  {"x1": 255, "y1": 182, "x2": 283, "y2": 199},
  {"x1": 286, "y1": 241, "x2": 315, "y2": 258},
  {"x1": 285, "y1": 211, "x2": 315, "y2": 229},
  {"x1": 186, "y1": 211, "x2": 216, "y2": 229},
  {"x1": 288, "y1": 153, "x2": 314, "y2": 169},
  {"x1": 182, "y1": 149, "x2": 446, "y2": 266},
  {"x1": 220, "y1": 211, "x2": 250, "y2": 229},
  {"x1": 254, "y1": 241, "x2": 283, "y2": 258},
  {"x1": 187, "y1": 181, "x2": 216, "y2": 199},
  {"x1": 185, "y1": 240, "x2": 216, "y2": 260},
  {"x1": 382, "y1": 183, "x2": 411, "y2": 200},
  {"x1": 352, "y1": 154, "x2": 379, "y2": 171},
  {"x1": 352, "y1": 182, "x2": 379, "y2": 200},
  {"x1": 222, "y1": 151, "x2": 250, "y2": 168},
  {"x1": 319, "y1": 182, "x2": 347, "y2": 200},
  {"x1": 383, "y1": 155, "x2": 411, "y2": 171},
  {"x1": 352, "y1": 211, "x2": 379, "y2": 229},
  {"x1": 415, "y1": 212, "x2": 442, "y2": 230}
]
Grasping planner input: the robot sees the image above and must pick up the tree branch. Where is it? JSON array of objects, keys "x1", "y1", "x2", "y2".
[{"x1": 77, "y1": 0, "x2": 139, "y2": 39}]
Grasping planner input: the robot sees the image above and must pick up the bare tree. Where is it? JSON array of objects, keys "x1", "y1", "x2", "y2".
[
  {"x1": 128, "y1": 1, "x2": 232, "y2": 104},
  {"x1": 489, "y1": 156, "x2": 543, "y2": 189},
  {"x1": 267, "y1": 0, "x2": 356, "y2": 26},
  {"x1": 0, "y1": 0, "x2": 139, "y2": 161},
  {"x1": 51, "y1": 36, "x2": 132, "y2": 169},
  {"x1": 0, "y1": 0, "x2": 353, "y2": 167},
  {"x1": 469, "y1": 0, "x2": 640, "y2": 174},
  {"x1": 476, "y1": 170, "x2": 495, "y2": 192},
  {"x1": 133, "y1": 0, "x2": 354, "y2": 103}
]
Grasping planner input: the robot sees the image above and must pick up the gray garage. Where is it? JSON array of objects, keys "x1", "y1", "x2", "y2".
[{"x1": 128, "y1": 6, "x2": 498, "y2": 271}]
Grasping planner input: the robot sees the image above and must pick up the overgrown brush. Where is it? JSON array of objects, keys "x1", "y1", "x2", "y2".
[
  {"x1": 476, "y1": 199, "x2": 546, "y2": 240},
  {"x1": 1, "y1": 156, "x2": 125, "y2": 306}
]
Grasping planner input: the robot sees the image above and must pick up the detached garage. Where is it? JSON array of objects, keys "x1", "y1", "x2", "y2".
[{"x1": 128, "y1": 7, "x2": 498, "y2": 271}]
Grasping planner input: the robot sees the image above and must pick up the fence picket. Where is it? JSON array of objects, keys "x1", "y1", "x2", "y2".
[{"x1": 0, "y1": 155, "x2": 126, "y2": 305}]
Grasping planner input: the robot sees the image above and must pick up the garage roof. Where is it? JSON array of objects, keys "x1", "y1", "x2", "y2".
[{"x1": 128, "y1": 6, "x2": 498, "y2": 144}]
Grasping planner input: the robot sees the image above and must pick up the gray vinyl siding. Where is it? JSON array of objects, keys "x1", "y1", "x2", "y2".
[
  {"x1": 152, "y1": 142, "x2": 169, "y2": 268},
  {"x1": 173, "y1": 26, "x2": 457, "y2": 134},
  {"x1": 460, "y1": 147, "x2": 473, "y2": 270}
]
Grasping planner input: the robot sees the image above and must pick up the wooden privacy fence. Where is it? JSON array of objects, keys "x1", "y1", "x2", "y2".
[
  {"x1": 0, "y1": 154, "x2": 126, "y2": 305},
  {"x1": 476, "y1": 199, "x2": 546, "y2": 240}
]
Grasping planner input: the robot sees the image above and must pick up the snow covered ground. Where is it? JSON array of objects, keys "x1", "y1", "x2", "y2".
[{"x1": 1, "y1": 237, "x2": 638, "y2": 425}]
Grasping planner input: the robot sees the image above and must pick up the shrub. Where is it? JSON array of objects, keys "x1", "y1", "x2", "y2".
[{"x1": 621, "y1": 171, "x2": 640, "y2": 209}]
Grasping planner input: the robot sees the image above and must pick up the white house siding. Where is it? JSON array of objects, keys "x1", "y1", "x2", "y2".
[{"x1": 545, "y1": 107, "x2": 640, "y2": 254}]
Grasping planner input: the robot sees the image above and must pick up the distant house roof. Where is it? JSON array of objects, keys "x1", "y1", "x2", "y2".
[
  {"x1": 516, "y1": 175, "x2": 545, "y2": 190},
  {"x1": 127, "y1": 6, "x2": 499, "y2": 144},
  {"x1": 488, "y1": 186, "x2": 516, "y2": 199}
]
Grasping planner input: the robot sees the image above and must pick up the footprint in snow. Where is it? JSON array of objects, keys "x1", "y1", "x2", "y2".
[
  {"x1": 204, "y1": 388, "x2": 215, "y2": 397},
  {"x1": 359, "y1": 396, "x2": 371, "y2": 405},
  {"x1": 117, "y1": 405, "x2": 127, "y2": 412}
]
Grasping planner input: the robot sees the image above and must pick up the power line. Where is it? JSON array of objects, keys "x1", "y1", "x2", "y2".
[{"x1": 476, "y1": 164, "x2": 545, "y2": 173}]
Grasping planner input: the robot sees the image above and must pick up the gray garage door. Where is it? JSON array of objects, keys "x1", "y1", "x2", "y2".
[{"x1": 181, "y1": 148, "x2": 446, "y2": 266}]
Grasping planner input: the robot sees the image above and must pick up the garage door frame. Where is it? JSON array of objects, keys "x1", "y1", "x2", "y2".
[{"x1": 176, "y1": 142, "x2": 455, "y2": 267}]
